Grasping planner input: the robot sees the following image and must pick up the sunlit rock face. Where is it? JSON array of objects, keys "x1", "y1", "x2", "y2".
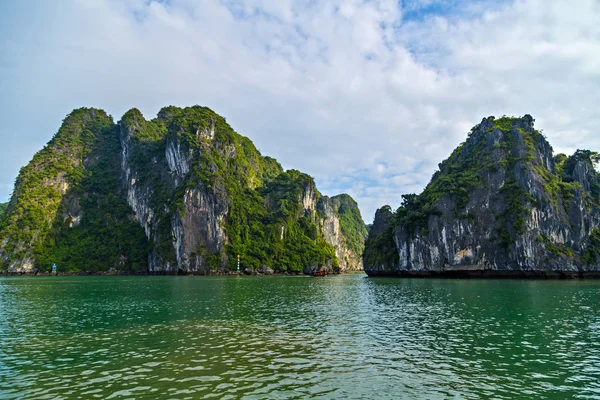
[
  {"x1": 318, "y1": 194, "x2": 366, "y2": 271},
  {"x1": 364, "y1": 115, "x2": 600, "y2": 277},
  {"x1": 119, "y1": 106, "x2": 367, "y2": 274},
  {"x1": 0, "y1": 105, "x2": 367, "y2": 274}
]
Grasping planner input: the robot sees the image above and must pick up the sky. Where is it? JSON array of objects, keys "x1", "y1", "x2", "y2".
[{"x1": 1, "y1": 0, "x2": 599, "y2": 223}]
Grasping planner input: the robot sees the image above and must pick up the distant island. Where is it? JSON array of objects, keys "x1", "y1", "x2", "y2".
[
  {"x1": 364, "y1": 115, "x2": 600, "y2": 278},
  {"x1": 0, "y1": 106, "x2": 366, "y2": 275}
]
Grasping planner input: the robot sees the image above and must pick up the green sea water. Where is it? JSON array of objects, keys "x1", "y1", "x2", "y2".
[{"x1": 1, "y1": 275, "x2": 599, "y2": 399}]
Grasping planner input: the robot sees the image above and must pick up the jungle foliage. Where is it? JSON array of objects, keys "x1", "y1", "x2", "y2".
[{"x1": 0, "y1": 109, "x2": 150, "y2": 272}]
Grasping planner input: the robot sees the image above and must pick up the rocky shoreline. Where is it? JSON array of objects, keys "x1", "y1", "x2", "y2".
[
  {"x1": 0, "y1": 271, "x2": 302, "y2": 277},
  {"x1": 365, "y1": 270, "x2": 600, "y2": 279},
  {"x1": 5, "y1": 268, "x2": 599, "y2": 279},
  {"x1": 0, "y1": 264, "x2": 356, "y2": 277}
]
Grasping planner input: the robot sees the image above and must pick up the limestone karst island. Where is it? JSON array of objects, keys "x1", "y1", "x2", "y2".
[
  {"x1": 363, "y1": 115, "x2": 600, "y2": 278},
  {"x1": 1, "y1": 110, "x2": 599, "y2": 278},
  {"x1": 0, "y1": 107, "x2": 367, "y2": 275},
  {"x1": 4, "y1": 1, "x2": 600, "y2": 398}
]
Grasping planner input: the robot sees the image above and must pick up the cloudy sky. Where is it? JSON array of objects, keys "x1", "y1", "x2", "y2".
[{"x1": 1, "y1": 0, "x2": 599, "y2": 222}]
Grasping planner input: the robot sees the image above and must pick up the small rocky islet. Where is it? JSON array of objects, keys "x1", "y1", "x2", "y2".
[{"x1": 1, "y1": 111, "x2": 599, "y2": 277}]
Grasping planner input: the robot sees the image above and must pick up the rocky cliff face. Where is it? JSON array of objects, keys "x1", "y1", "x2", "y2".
[
  {"x1": 0, "y1": 105, "x2": 366, "y2": 274},
  {"x1": 318, "y1": 194, "x2": 367, "y2": 271},
  {"x1": 119, "y1": 107, "x2": 259, "y2": 273},
  {"x1": 364, "y1": 115, "x2": 600, "y2": 277}
]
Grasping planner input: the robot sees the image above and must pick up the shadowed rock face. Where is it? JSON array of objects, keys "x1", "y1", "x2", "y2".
[
  {"x1": 0, "y1": 106, "x2": 366, "y2": 274},
  {"x1": 364, "y1": 115, "x2": 600, "y2": 277},
  {"x1": 362, "y1": 206, "x2": 396, "y2": 274}
]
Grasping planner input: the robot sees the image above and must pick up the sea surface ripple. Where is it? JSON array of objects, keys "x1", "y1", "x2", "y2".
[{"x1": 1, "y1": 275, "x2": 600, "y2": 399}]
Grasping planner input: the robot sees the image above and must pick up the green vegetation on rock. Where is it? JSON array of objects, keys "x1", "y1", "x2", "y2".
[
  {"x1": 0, "y1": 109, "x2": 149, "y2": 272},
  {"x1": 364, "y1": 114, "x2": 600, "y2": 273},
  {"x1": 0, "y1": 105, "x2": 365, "y2": 273},
  {"x1": 47, "y1": 124, "x2": 150, "y2": 273},
  {"x1": 121, "y1": 106, "x2": 346, "y2": 273},
  {"x1": 537, "y1": 234, "x2": 574, "y2": 258},
  {"x1": 394, "y1": 116, "x2": 542, "y2": 238},
  {"x1": 362, "y1": 206, "x2": 398, "y2": 270},
  {"x1": 331, "y1": 194, "x2": 368, "y2": 256},
  {"x1": 0, "y1": 109, "x2": 114, "y2": 268},
  {"x1": 227, "y1": 169, "x2": 338, "y2": 272}
]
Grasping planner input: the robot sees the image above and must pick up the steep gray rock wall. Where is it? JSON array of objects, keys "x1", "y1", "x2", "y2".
[
  {"x1": 364, "y1": 115, "x2": 600, "y2": 277},
  {"x1": 119, "y1": 110, "x2": 229, "y2": 273},
  {"x1": 176, "y1": 187, "x2": 229, "y2": 270},
  {"x1": 119, "y1": 112, "x2": 165, "y2": 271}
]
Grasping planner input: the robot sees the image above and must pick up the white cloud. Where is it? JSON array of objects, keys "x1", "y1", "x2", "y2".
[{"x1": 0, "y1": 0, "x2": 599, "y2": 222}]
